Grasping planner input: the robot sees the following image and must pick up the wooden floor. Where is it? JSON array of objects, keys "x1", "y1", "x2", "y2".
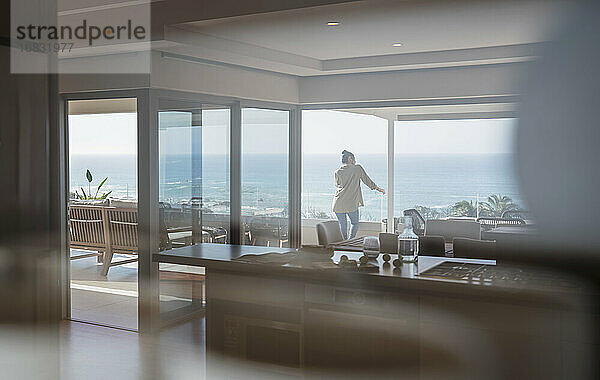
[{"x1": 60, "y1": 318, "x2": 206, "y2": 380}]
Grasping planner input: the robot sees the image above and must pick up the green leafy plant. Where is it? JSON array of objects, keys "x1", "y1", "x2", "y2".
[{"x1": 75, "y1": 169, "x2": 112, "y2": 200}]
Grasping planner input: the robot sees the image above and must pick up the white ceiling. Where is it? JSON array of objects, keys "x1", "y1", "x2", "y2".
[
  {"x1": 55, "y1": 0, "x2": 566, "y2": 77},
  {"x1": 176, "y1": 0, "x2": 562, "y2": 60}
]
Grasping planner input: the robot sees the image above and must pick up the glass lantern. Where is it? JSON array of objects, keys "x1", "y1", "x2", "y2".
[{"x1": 398, "y1": 216, "x2": 419, "y2": 262}]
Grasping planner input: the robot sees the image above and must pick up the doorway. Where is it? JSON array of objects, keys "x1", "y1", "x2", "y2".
[{"x1": 67, "y1": 97, "x2": 139, "y2": 330}]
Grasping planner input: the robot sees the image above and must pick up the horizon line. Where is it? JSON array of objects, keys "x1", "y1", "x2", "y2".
[{"x1": 70, "y1": 152, "x2": 513, "y2": 156}]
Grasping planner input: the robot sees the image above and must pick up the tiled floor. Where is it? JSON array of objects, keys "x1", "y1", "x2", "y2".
[
  {"x1": 70, "y1": 249, "x2": 139, "y2": 330},
  {"x1": 63, "y1": 249, "x2": 208, "y2": 379},
  {"x1": 70, "y1": 249, "x2": 205, "y2": 331}
]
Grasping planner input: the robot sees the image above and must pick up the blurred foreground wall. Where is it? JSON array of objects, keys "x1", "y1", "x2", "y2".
[{"x1": 0, "y1": 1, "x2": 62, "y2": 378}]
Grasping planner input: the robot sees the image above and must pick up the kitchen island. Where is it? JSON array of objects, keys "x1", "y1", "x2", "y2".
[{"x1": 153, "y1": 244, "x2": 597, "y2": 380}]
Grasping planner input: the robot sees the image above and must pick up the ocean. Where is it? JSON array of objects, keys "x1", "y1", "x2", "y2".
[{"x1": 70, "y1": 153, "x2": 523, "y2": 221}]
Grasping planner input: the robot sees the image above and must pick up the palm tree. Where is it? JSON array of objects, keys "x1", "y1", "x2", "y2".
[
  {"x1": 479, "y1": 194, "x2": 520, "y2": 217},
  {"x1": 451, "y1": 200, "x2": 477, "y2": 217}
]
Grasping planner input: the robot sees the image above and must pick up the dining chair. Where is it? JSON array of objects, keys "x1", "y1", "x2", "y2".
[
  {"x1": 419, "y1": 235, "x2": 446, "y2": 256},
  {"x1": 316, "y1": 221, "x2": 344, "y2": 247}
]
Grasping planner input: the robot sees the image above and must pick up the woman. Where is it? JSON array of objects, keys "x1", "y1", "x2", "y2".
[{"x1": 332, "y1": 150, "x2": 385, "y2": 240}]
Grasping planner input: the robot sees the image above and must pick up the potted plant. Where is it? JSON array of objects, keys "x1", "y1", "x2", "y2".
[{"x1": 74, "y1": 169, "x2": 112, "y2": 200}]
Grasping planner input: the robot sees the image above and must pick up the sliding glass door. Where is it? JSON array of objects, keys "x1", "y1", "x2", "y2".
[
  {"x1": 158, "y1": 106, "x2": 231, "y2": 247},
  {"x1": 156, "y1": 104, "x2": 230, "y2": 317},
  {"x1": 301, "y1": 109, "x2": 388, "y2": 245},
  {"x1": 156, "y1": 104, "x2": 293, "y2": 250},
  {"x1": 241, "y1": 108, "x2": 290, "y2": 247},
  {"x1": 67, "y1": 97, "x2": 139, "y2": 330}
]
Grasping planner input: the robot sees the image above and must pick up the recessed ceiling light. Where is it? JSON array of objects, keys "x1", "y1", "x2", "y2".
[
  {"x1": 392, "y1": 43, "x2": 403, "y2": 47},
  {"x1": 327, "y1": 22, "x2": 340, "y2": 26}
]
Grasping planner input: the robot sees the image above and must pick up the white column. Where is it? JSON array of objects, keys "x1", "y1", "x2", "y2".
[{"x1": 387, "y1": 118, "x2": 395, "y2": 233}]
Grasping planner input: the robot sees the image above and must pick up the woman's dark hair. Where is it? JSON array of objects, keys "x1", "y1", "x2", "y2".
[{"x1": 341, "y1": 150, "x2": 355, "y2": 164}]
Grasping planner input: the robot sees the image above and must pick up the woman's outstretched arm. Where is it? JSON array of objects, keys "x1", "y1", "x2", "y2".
[{"x1": 358, "y1": 165, "x2": 385, "y2": 194}]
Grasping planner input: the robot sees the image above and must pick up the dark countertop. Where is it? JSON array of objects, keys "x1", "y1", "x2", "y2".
[
  {"x1": 154, "y1": 243, "x2": 595, "y2": 308},
  {"x1": 154, "y1": 243, "x2": 294, "y2": 264}
]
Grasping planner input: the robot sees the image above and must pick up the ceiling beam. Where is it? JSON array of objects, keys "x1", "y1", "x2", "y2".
[
  {"x1": 151, "y1": 0, "x2": 361, "y2": 39},
  {"x1": 153, "y1": 37, "x2": 543, "y2": 77},
  {"x1": 322, "y1": 43, "x2": 545, "y2": 72},
  {"x1": 162, "y1": 27, "x2": 322, "y2": 73}
]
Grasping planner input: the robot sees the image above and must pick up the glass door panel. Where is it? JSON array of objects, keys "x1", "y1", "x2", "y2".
[
  {"x1": 241, "y1": 108, "x2": 289, "y2": 247},
  {"x1": 67, "y1": 97, "x2": 139, "y2": 330},
  {"x1": 158, "y1": 106, "x2": 231, "y2": 247},
  {"x1": 157, "y1": 105, "x2": 230, "y2": 315},
  {"x1": 301, "y1": 109, "x2": 388, "y2": 245}
]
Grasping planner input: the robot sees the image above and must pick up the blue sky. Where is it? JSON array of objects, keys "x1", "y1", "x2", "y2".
[
  {"x1": 69, "y1": 110, "x2": 516, "y2": 156},
  {"x1": 302, "y1": 110, "x2": 516, "y2": 155},
  {"x1": 69, "y1": 113, "x2": 137, "y2": 155}
]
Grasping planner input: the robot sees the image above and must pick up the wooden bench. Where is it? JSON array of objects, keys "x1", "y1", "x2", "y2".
[
  {"x1": 103, "y1": 207, "x2": 138, "y2": 276},
  {"x1": 69, "y1": 204, "x2": 138, "y2": 275},
  {"x1": 69, "y1": 205, "x2": 109, "y2": 263}
]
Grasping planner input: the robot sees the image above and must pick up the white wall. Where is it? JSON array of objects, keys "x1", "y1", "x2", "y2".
[
  {"x1": 60, "y1": 73, "x2": 149, "y2": 93},
  {"x1": 150, "y1": 51, "x2": 300, "y2": 103},
  {"x1": 60, "y1": 52, "x2": 527, "y2": 106},
  {"x1": 59, "y1": 51, "x2": 300, "y2": 103},
  {"x1": 298, "y1": 62, "x2": 529, "y2": 104}
]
